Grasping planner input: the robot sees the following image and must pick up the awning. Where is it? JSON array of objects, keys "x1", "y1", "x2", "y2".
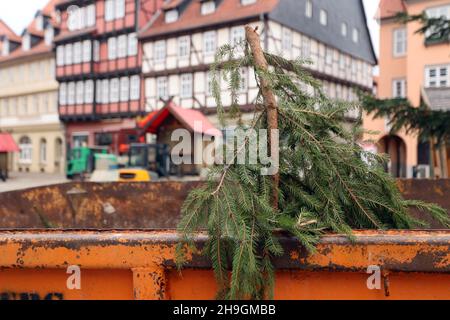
[
  {"x1": 0, "y1": 133, "x2": 19, "y2": 152},
  {"x1": 140, "y1": 102, "x2": 222, "y2": 137},
  {"x1": 422, "y1": 87, "x2": 450, "y2": 111}
]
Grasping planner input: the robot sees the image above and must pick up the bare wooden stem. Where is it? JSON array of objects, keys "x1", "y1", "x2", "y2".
[{"x1": 245, "y1": 25, "x2": 280, "y2": 210}]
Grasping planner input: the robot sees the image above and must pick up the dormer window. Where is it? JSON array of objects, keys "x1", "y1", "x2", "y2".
[
  {"x1": 241, "y1": 0, "x2": 256, "y2": 5},
  {"x1": 2, "y1": 38, "x2": 9, "y2": 56},
  {"x1": 165, "y1": 9, "x2": 179, "y2": 23},
  {"x1": 35, "y1": 14, "x2": 44, "y2": 31},
  {"x1": 22, "y1": 33, "x2": 31, "y2": 51},
  {"x1": 44, "y1": 27, "x2": 54, "y2": 46},
  {"x1": 201, "y1": 1, "x2": 216, "y2": 15}
]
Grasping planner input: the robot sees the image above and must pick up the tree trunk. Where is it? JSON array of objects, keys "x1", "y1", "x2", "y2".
[{"x1": 245, "y1": 25, "x2": 280, "y2": 209}]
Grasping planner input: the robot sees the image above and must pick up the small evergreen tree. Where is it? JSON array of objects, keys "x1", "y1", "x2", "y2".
[{"x1": 176, "y1": 27, "x2": 449, "y2": 300}]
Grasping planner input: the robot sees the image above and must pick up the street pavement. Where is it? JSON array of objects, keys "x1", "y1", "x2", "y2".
[{"x1": 0, "y1": 172, "x2": 68, "y2": 193}]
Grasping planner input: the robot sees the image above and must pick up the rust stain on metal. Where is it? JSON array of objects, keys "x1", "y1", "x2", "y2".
[
  {"x1": 0, "y1": 180, "x2": 448, "y2": 229},
  {"x1": 0, "y1": 230, "x2": 448, "y2": 273}
]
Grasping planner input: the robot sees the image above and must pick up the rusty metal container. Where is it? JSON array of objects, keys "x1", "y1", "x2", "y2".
[
  {"x1": 0, "y1": 180, "x2": 448, "y2": 300},
  {"x1": 0, "y1": 230, "x2": 448, "y2": 300}
]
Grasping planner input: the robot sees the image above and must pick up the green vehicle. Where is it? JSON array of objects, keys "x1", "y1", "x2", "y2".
[{"x1": 66, "y1": 146, "x2": 113, "y2": 179}]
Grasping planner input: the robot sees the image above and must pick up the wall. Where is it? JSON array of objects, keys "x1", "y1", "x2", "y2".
[
  {"x1": 363, "y1": 0, "x2": 450, "y2": 177},
  {"x1": 0, "y1": 54, "x2": 65, "y2": 174}
]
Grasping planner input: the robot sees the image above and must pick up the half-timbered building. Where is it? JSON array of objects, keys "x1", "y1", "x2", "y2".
[
  {"x1": 139, "y1": 0, "x2": 377, "y2": 128},
  {"x1": 54, "y1": 0, "x2": 164, "y2": 152}
]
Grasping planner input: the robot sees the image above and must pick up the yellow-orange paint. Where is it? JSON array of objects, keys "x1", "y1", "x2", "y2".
[{"x1": 0, "y1": 230, "x2": 448, "y2": 300}]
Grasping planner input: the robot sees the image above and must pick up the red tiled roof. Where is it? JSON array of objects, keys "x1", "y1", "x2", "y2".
[
  {"x1": 25, "y1": 0, "x2": 60, "y2": 37},
  {"x1": 141, "y1": 101, "x2": 222, "y2": 137},
  {"x1": 0, "y1": 42, "x2": 52, "y2": 64},
  {"x1": 0, "y1": 20, "x2": 21, "y2": 43},
  {"x1": 377, "y1": 0, "x2": 406, "y2": 20},
  {"x1": 0, "y1": 0, "x2": 58, "y2": 63},
  {"x1": 53, "y1": 27, "x2": 96, "y2": 43},
  {"x1": 42, "y1": 0, "x2": 59, "y2": 16},
  {"x1": 0, "y1": 133, "x2": 19, "y2": 153},
  {"x1": 140, "y1": 0, "x2": 279, "y2": 39}
]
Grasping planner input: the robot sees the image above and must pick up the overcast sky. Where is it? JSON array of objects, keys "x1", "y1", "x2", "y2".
[{"x1": 0, "y1": 0, "x2": 381, "y2": 55}]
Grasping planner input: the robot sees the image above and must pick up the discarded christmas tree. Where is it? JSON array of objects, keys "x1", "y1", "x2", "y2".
[{"x1": 176, "y1": 26, "x2": 449, "y2": 300}]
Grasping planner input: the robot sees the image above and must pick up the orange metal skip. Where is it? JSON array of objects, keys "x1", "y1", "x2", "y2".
[{"x1": 0, "y1": 230, "x2": 448, "y2": 300}]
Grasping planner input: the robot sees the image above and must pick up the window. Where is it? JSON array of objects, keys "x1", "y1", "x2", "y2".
[
  {"x1": 85, "y1": 80, "x2": 94, "y2": 103},
  {"x1": 425, "y1": 65, "x2": 450, "y2": 87},
  {"x1": 65, "y1": 44, "x2": 73, "y2": 65},
  {"x1": 110, "y1": 78, "x2": 120, "y2": 103},
  {"x1": 305, "y1": 0, "x2": 313, "y2": 18},
  {"x1": 130, "y1": 75, "x2": 140, "y2": 100},
  {"x1": 115, "y1": 0, "x2": 125, "y2": 19},
  {"x1": 36, "y1": 15, "x2": 44, "y2": 31},
  {"x1": 44, "y1": 27, "x2": 54, "y2": 45},
  {"x1": 118, "y1": 35, "x2": 127, "y2": 58},
  {"x1": 22, "y1": 33, "x2": 30, "y2": 51},
  {"x1": 180, "y1": 74, "x2": 192, "y2": 98},
  {"x1": 94, "y1": 41, "x2": 100, "y2": 61},
  {"x1": 72, "y1": 133, "x2": 88, "y2": 148},
  {"x1": 86, "y1": 4, "x2": 96, "y2": 27},
  {"x1": 57, "y1": 46, "x2": 64, "y2": 66},
  {"x1": 201, "y1": 1, "x2": 216, "y2": 15},
  {"x1": 339, "y1": 53, "x2": 346, "y2": 70},
  {"x1": 106, "y1": 0, "x2": 125, "y2": 21},
  {"x1": 31, "y1": 96, "x2": 38, "y2": 114},
  {"x1": 425, "y1": 5, "x2": 450, "y2": 38},
  {"x1": 83, "y1": 40, "x2": 91, "y2": 62},
  {"x1": 165, "y1": 9, "x2": 179, "y2": 23},
  {"x1": 120, "y1": 77, "x2": 129, "y2": 102},
  {"x1": 178, "y1": 36, "x2": 190, "y2": 59},
  {"x1": 392, "y1": 79, "x2": 406, "y2": 98},
  {"x1": 59, "y1": 83, "x2": 67, "y2": 105},
  {"x1": 2, "y1": 38, "x2": 9, "y2": 56},
  {"x1": 352, "y1": 28, "x2": 359, "y2": 43},
  {"x1": 76, "y1": 81, "x2": 84, "y2": 104},
  {"x1": 320, "y1": 9, "x2": 328, "y2": 26},
  {"x1": 67, "y1": 6, "x2": 80, "y2": 30},
  {"x1": 282, "y1": 28, "x2": 293, "y2": 52},
  {"x1": 302, "y1": 37, "x2": 311, "y2": 58},
  {"x1": 154, "y1": 40, "x2": 166, "y2": 62},
  {"x1": 40, "y1": 139, "x2": 47, "y2": 164},
  {"x1": 68, "y1": 82, "x2": 75, "y2": 104},
  {"x1": 393, "y1": 28, "x2": 407, "y2": 57},
  {"x1": 206, "y1": 72, "x2": 214, "y2": 96},
  {"x1": 241, "y1": 0, "x2": 256, "y2": 5},
  {"x1": 128, "y1": 33, "x2": 138, "y2": 56},
  {"x1": 105, "y1": 0, "x2": 115, "y2": 21},
  {"x1": 96, "y1": 80, "x2": 103, "y2": 103},
  {"x1": 108, "y1": 37, "x2": 117, "y2": 60},
  {"x1": 19, "y1": 136, "x2": 32, "y2": 164},
  {"x1": 73, "y1": 42, "x2": 82, "y2": 64},
  {"x1": 239, "y1": 68, "x2": 248, "y2": 92},
  {"x1": 78, "y1": 8, "x2": 87, "y2": 30},
  {"x1": 42, "y1": 94, "x2": 49, "y2": 113},
  {"x1": 102, "y1": 79, "x2": 109, "y2": 103},
  {"x1": 203, "y1": 31, "x2": 216, "y2": 55},
  {"x1": 156, "y1": 77, "x2": 168, "y2": 99},
  {"x1": 325, "y1": 47, "x2": 333, "y2": 65},
  {"x1": 341, "y1": 23, "x2": 348, "y2": 37},
  {"x1": 231, "y1": 27, "x2": 245, "y2": 47}
]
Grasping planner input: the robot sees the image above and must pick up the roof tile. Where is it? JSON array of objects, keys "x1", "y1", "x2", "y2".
[{"x1": 140, "y1": 0, "x2": 279, "y2": 39}]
